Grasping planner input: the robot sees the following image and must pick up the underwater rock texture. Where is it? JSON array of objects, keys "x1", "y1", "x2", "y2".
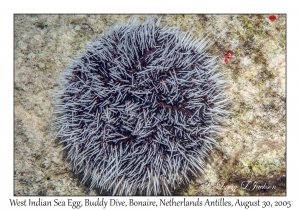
[{"x1": 14, "y1": 14, "x2": 286, "y2": 196}]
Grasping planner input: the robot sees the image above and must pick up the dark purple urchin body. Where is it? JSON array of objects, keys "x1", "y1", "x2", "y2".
[{"x1": 55, "y1": 18, "x2": 227, "y2": 195}]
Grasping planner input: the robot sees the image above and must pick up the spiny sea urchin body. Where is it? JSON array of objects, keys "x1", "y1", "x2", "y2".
[{"x1": 55, "y1": 17, "x2": 228, "y2": 195}]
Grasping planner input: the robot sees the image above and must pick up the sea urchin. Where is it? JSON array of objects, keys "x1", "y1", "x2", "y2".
[{"x1": 55, "y1": 17, "x2": 228, "y2": 195}]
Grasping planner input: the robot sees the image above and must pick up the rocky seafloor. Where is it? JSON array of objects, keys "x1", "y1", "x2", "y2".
[{"x1": 14, "y1": 14, "x2": 286, "y2": 196}]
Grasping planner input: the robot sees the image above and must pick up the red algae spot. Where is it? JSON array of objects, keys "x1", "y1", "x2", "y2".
[
  {"x1": 224, "y1": 51, "x2": 234, "y2": 64},
  {"x1": 269, "y1": 15, "x2": 277, "y2": 22}
]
